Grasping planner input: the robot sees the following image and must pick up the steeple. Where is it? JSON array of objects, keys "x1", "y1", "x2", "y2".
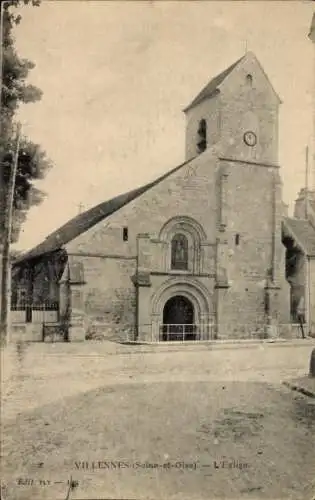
[
  {"x1": 183, "y1": 55, "x2": 245, "y2": 113},
  {"x1": 184, "y1": 52, "x2": 281, "y2": 164}
]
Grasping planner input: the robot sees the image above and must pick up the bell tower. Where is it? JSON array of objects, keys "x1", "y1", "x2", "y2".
[
  {"x1": 184, "y1": 53, "x2": 289, "y2": 333},
  {"x1": 183, "y1": 52, "x2": 281, "y2": 167}
]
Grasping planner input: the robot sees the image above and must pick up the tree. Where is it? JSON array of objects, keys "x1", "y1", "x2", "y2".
[{"x1": 0, "y1": 0, "x2": 53, "y2": 244}]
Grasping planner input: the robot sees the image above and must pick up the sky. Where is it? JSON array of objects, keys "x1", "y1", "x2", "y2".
[{"x1": 12, "y1": 0, "x2": 314, "y2": 251}]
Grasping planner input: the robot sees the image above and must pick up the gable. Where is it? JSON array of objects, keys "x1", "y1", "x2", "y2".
[
  {"x1": 15, "y1": 149, "x2": 221, "y2": 265},
  {"x1": 219, "y1": 52, "x2": 281, "y2": 104},
  {"x1": 184, "y1": 52, "x2": 281, "y2": 114},
  {"x1": 183, "y1": 56, "x2": 245, "y2": 112},
  {"x1": 14, "y1": 158, "x2": 193, "y2": 265},
  {"x1": 65, "y1": 147, "x2": 220, "y2": 256}
]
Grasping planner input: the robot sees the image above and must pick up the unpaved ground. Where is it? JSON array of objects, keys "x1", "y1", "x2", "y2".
[{"x1": 1, "y1": 341, "x2": 315, "y2": 500}]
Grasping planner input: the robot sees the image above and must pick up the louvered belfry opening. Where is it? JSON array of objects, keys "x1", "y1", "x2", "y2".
[{"x1": 197, "y1": 119, "x2": 207, "y2": 154}]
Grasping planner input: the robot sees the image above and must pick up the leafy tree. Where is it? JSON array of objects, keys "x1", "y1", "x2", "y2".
[{"x1": 0, "y1": 0, "x2": 53, "y2": 244}]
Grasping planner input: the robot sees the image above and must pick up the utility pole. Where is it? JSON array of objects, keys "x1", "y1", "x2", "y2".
[
  {"x1": 0, "y1": 1, "x2": 9, "y2": 113},
  {"x1": 309, "y1": 12, "x2": 315, "y2": 190},
  {"x1": 0, "y1": 1, "x2": 9, "y2": 245},
  {"x1": 0, "y1": 122, "x2": 21, "y2": 346},
  {"x1": 308, "y1": 11, "x2": 315, "y2": 337},
  {"x1": 305, "y1": 145, "x2": 309, "y2": 219}
]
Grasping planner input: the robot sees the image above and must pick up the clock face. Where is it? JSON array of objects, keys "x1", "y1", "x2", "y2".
[{"x1": 243, "y1": 131, "x2": 257, "y2": 147}]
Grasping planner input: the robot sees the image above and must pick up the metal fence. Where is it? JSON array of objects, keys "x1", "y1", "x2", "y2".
[
  {"x1": 11, "y1": 302, "x2": 59, "y2": 324},
  {"x1": 127, "y1": 321, "x2": 309, "y2": 343},
  {"x1": 158, "y1": 323, "x2": 215, "y2": 342}
]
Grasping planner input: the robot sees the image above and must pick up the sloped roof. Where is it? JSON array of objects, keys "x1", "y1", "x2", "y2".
[
  {"x1": 184, "y1": 51, "x2": 281, "y2": 112},
  {"x1": 14, "y1": 158, "x2": 192, "y2": 265},
  {"x1": 283, "y1": 217, "x2": 315, "y2": 257},
  {"x1": 184, "y1": 55, "x2": 245, "y2": 112}
]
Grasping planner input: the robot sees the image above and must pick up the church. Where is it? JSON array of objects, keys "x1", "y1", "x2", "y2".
[{"x1": 11, "y1": 52, "x2": 315, "y2": 343}]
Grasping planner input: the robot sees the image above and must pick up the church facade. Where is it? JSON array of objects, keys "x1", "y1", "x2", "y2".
[{"x1": 12, "y1": 52, "x2": 313, "y2": 343}]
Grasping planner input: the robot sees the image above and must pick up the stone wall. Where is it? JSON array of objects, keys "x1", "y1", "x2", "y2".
[
  {"x1": 65, "y1": 149, "x2": 219, "y2": 341},
  {"x1": 184, "y1": 52, "x2": 280, "y2": 169},
  {"x1": 65, "y1": 146, "x2": 289, "y2": 341},
  {"x1": 9, "y1": 323, "x2": 43, "y2": 342},
  {"x1": 63, "y1": 53, "x2": 290, "y2": 342},
  {"x1": 185, "y1": 94, "x2": 221, "y2": 161},
  {"x1": 66, "y1": 149, "x2": 219, "y2": 259},
  {"x1": 309, "y1": 258, "x2": 315, "y2": 334},
  {"x1": 68, "y1": 255, "x2": 137, "y2": 341},
  {"x1": 219, "y1": 52, "x2": 280, "y2": 166},
  {"x1": 215, "y1": 158, "x2": 290, "y2": 335}
]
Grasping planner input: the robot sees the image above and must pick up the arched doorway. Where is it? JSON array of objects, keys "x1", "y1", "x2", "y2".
[{"x1": 162, "y1": 295, "x2": 196, "y2": 341}]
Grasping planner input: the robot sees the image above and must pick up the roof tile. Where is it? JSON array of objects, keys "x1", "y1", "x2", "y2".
[{"x1": 14, "y1": 158, "x2": 193, "y2": 264}]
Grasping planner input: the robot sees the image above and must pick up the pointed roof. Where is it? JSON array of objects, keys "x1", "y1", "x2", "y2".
[
  {"x1": 184, "y1": 51, "x2": 281, "y2": 112},
  {"x1": 13, "y1": 157, "x2": 193, "y2": 265},
  {"x1": 184, "y1": 55, "x2": 245, "y2": 112}
]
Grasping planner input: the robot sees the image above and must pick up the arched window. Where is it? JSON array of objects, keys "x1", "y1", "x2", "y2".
[
  {"x1": 197, "y1": 119, "x2": 207, "y2": 154},
  {"x1": 171, "y1": 233, "x2": 188, "y2": 270},
  {"x1": 246, "y1": 74, "x2": 253, "y2": 87}
]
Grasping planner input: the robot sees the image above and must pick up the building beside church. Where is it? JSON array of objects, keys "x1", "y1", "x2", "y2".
[
  {"x1": 282, "y1": 190, "x2": 315, "y2": 335},
  {"x1": 10, "y1": 51, "x2": 315, "y2": 342}
]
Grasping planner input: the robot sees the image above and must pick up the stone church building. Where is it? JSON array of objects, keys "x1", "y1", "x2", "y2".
[{"x1": 11, "y1": 52, "x2": 315, "y2": 342}]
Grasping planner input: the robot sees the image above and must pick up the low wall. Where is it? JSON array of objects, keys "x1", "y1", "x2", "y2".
[
  {"x1": 6, "y1": 321, "x2": 310, "y2": 344},
  {"x1": 11, "y1": 310, "x2": 59, "y2": 324},
  {"x1": 9, "y1": 324, "x2": 43, "y2": 343},
  {"x1": 85, "y1": 320, "x2": 135, "y2": 343},
  {"x1": 11, "y1": 310, "x2": 25, "y2": 323}
]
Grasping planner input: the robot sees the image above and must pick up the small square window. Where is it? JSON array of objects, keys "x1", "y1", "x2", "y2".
[{"x1": 123, "y1": 227, "x2": 128, "y2": 241}]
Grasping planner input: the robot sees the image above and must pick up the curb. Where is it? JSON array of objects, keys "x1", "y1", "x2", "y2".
[
  {"x1": 122, "y1": 338, "x2": 315, "y2": 346},
  {"x1": 119, "y1": 339, "x2": 315, "y2": 351},
  {"x1": 282, "y1": 380, "x2": 315, "y2": 398}
]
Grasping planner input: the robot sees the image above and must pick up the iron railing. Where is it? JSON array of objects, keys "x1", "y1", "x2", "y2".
[
  {"x1": 126, "y1": 322, "x2": 311, "y2": 343},
  {"x1": 160, "y1": 324, "x2": 198, "y2": 342},
  {"x1": 11, "y1": 302, "x2": 59, "y2": 324},
  {"x1": 158, "y1": 323, "x2": 216, "y2": 342}
]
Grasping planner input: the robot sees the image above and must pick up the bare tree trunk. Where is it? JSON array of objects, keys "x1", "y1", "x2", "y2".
[{"x1": 0, "y1": 123, "x2": 21, "y2": 346}]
